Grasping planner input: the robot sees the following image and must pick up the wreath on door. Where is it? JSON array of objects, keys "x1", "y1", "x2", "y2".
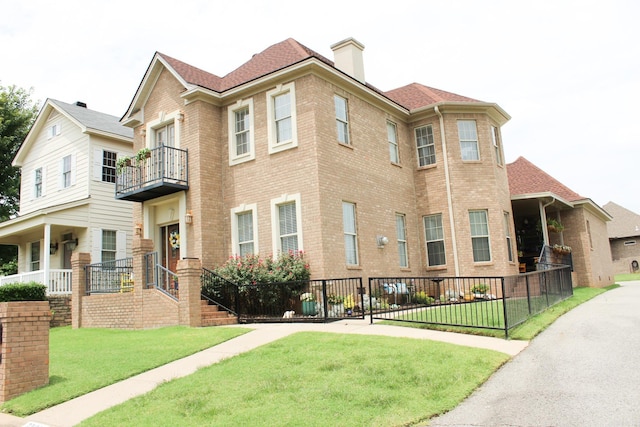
[{"x1": 169, "y1": 230, "x2": 180, "y2": 250}]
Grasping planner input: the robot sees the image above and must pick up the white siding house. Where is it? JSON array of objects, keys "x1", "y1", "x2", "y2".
[{"x1": 0, "y1": 100, "x2": 134, "y2": 293}]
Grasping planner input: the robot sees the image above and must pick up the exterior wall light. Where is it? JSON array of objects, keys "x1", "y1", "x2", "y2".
[{"x1": 376, "y1": 235, "x2": 389, "y2": 248}]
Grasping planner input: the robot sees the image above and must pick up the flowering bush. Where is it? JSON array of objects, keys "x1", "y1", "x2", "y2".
[{"x1": 213, "y1": 251, "x2": 310, "y2": 285}]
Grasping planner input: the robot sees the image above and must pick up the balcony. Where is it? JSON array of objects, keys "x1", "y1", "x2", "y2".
[{"x1": 116, "y1": 145, "x2": 189, "y2": 202}]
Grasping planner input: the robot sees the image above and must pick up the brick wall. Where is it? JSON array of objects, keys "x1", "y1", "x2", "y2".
[
  {"x1": 0, "y1": 301, "x2": 51, "y2": 402},
  {"x1": 48, "y1": 295, "x2": 71, "y2": 327},
  {"x1": 610, "y1": 237, "x2": 640, "y2": 274}
]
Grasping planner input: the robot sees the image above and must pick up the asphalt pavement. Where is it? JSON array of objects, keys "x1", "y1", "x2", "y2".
[{"x1": 429, "y1": 280, "x2": 640, "y2": 426}]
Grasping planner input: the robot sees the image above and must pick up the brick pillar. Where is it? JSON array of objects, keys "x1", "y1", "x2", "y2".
[
  {"x1": 71, "y1": 252, "x2": 92, "y2": 329},
  {"x1": 177, "y1": 258, "x2": 202, "y2": 327},
  {"x1": 133, "y1": 237, "x2": 155, "y2": 329},
  {"x1": 0, "y1": 301, "x2": 51, "y2": 402}
]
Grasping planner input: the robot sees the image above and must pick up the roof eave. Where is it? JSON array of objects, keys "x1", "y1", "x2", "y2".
[
  {"x1": 510, "y1": 192, "x2": 574, "y2": 208},
  {"x1": 412, "y1": 101, "x2": 511, "y2": 124}
]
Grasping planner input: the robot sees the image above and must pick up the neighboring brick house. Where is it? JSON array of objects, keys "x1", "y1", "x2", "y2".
[
  {"x1": 507, "y1": 156, "x2": 614, "y2": 287},
  {"x1": 115, "y1": 37, "x2": 520, "y2": 283},
  {"x1": 603, "y1": 201, "x2": 640, "y2": 275},
  {"x1": 0, "y1": 99, "x2": 134, "y2": 293}
]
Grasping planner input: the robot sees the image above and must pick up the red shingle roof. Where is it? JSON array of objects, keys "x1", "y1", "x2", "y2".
[
  {"x1": 506, "y1": 156, "x2": 584, "y2": 202},
  {"x1": 384, "y1": 83, "x2": 480, "y2": 109},
  {"x1": 158, "y1": 38, "x2": 482, "y2": 110}
]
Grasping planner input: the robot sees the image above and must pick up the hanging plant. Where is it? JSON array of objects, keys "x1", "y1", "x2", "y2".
[
  {"x1": 547, "y1": 218, "x2": 564, "y2": 233},
  {"x1": 169, "y1": 230, "x2": 180, "y2": 250}
]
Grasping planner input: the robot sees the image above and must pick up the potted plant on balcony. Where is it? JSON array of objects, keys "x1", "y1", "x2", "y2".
[
  {"x1": 135, "y1": 148, "x2": 151, "y2": 164},
  {"x1": 300, "y1": 292, "x2": 317, "y2": 316},
  {"x1": 116, "y1": 157, "x2": 131, "y2": 173}
]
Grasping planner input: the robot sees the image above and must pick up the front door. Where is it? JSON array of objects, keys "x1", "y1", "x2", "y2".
[{"x1": 161, "y1": 224, "x2": 180, "y2": 273}]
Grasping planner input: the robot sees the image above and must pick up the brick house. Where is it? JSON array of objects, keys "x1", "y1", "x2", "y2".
[
  {"x1": 116, "y1": 37, "x2": 518, "y2": 284},
  {"x1": 507, "y1": 156, "x2": 614, "y2": 287},
  {"x1": 604, "y1": 201, "x2": 640, "y2": 275}
]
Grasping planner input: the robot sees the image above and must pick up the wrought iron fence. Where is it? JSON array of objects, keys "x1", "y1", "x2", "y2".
[
  {"x1": 85, "y1": 258, "x2": 133, "y2": 294},
  {"x1": 143, "y1": 252, "x2": 178, "y2": 300},
  {"x1": 368, "y1": 266, "x2": 573, "y2": 338},
  {"x1": 201, "y1": 269, "x2": 364, "y2": 323},
  {"x1": 538, "y1": 244, "x2": 573, "y2": 271}
]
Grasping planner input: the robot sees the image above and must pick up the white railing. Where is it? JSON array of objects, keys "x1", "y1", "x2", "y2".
[{"x1": 0, "y1": 269, "x2": 73, "y2": 295}]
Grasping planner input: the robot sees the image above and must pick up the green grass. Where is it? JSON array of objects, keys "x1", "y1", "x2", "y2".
[
  {"x1": 382, "y1": 285, "x2": 618, "y2": 340},
  {"x1": 1, "y1": 326, "x2": 250, "y2": 416},
  {"x1": 614, "y1": 273, "x2": 640, "y2": 282},
  {"x1": 78, "y1": 332, "x2": 509, "y2": 427}
]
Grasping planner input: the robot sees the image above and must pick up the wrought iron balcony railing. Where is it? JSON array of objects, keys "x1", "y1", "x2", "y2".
[{"x1": 115, "y1": 145, "x2": 188, "y2": 202}]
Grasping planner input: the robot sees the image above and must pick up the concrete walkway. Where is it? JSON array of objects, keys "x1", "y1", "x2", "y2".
[{"x1": 1, "y1": 318, "x2": 527, "y2": 427}]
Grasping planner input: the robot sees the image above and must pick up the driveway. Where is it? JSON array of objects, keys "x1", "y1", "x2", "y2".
[{"x1": 429, "y1": 281, "x2": 640, "y2": 427}]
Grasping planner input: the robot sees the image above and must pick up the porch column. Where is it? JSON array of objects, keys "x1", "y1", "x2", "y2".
[
  {"x1": 539, "y1": 201, "x2": 550, "y2": 245},
  {"x1": 177, "y1": 258, "x2": 202, "y2": 327},
  {"x1": 132, "y1": 237, "x2": 154, "y2": 329},
  {"x1": 71, "y1": 252, "x2": 91, "y2": 329},
  {"x1": 43, "y1": 223, "x2": 51, "y2": 290}
]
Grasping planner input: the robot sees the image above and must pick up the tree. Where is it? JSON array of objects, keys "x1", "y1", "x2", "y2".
[{"x1": 0, "y1": 84, "x2": 39, "y2": 272}]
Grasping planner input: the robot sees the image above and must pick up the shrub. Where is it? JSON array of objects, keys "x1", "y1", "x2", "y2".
[
  {"x1": 0, "y1": 282, "x2": 47, "y2": 302},
  {"x1": 412, "y1": 291, "x2": 435, "y2": 305}
]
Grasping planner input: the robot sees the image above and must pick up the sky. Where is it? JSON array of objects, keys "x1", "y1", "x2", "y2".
[{"x1": 2, "y1": 0, "x2": 639, "y2": 214}]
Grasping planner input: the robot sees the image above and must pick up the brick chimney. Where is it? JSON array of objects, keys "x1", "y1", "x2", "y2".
[{"x1": 331, "y1": 38, "x2": 365, "y2": 84}]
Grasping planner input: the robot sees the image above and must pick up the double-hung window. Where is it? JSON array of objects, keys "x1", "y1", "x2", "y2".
[
  {"x1": 343, "y1": 202, "x2": 358, "y2": 265},
  {"x1": 424, "y1": 214, "x2": 446, "y2": 266},
  {"x1": 396, "y1": 213, "x2": 408, "y2": 268},
  {"x1": 504, "y1": 212, "x2": 513, "y2": 262},
  {"x1": 102, "y1": 150, "x2": 117, "y2": 183},
  {"x1": 62, "y1": 155, "x2": 73, "y2": 188},
  {"x1": 492, "y1": 126, "x2": 503, "y2": 166},
  {"x1": 271, "y1": 194, "x2": 302, "y2": 254},
  {"x1": 34, "y1": 168, "x2": 43, "y2": 198},
  {"x1": 102, "y1": 230, "x2": 117, "y2": 263},
  {"x1": 470, "y1": 210, "x2": 491, "y2": 262},
  {"x1": 458, "y1": 120, "x2": 479, "y2": 161},
  {"x1": 228, "y1": 99, "x2": 255, "y2": 164},
  {"x1": 416, "y1": 125, "x2": 436, "y2": 166},
  {"x1": 267, "y1": 83, "x2": 298, "y2": 153},
  {"x1": 30, "y1": 241, "x2": 40, "y2": 271},
  {"x1": 231, "y1": 204, "x2": 258, "y2": 256},
  {"x1": 387, "y1": 121, "x2": 399, "y2": 163},
  {"x1": 335, "y1": 95, "x2": 350, "y2": 144}
]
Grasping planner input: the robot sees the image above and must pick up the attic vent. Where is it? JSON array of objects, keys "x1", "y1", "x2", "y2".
[{"x1": 75, "y1": 101, "x2": 87, "y2": 108}]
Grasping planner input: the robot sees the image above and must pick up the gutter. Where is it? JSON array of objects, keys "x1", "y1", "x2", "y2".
[{"x1": 435, "y1": 106, "x2": 460, "y2": 276}]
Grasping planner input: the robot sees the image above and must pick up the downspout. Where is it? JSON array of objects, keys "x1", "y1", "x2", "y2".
[
  {"x1": 435, "y1": 106, "x2": 460, "y2": 276},
  {"x1": 539, "y1": 197, "x2": 556, "y2": 246}
]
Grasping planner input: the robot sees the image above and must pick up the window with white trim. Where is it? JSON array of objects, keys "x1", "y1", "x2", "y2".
[
  {"x1": 458, "y1": 120, "x2": 479, "y2": 161},
  {"x1": 504, "y1": 211, "x2": 513, "y2": 262},
  {"x1": 267, "y1": 83, "x2": 298, "y2": 154},
  {"x1": 470, "y1": 210, "x2": 491, "y2": 262},
  {"x1": 424, "y1": 214, "x2": 446, "y2": 266},
  {"x1": 492, "y1": 126, "x2": 503, "y2": 166},
  {"x1": 62, "y1": 154, "x2": 73, "y2": 188},
  {"x1": 416, "y1": 125, "x2": 436, "y2": 167},
  {"x1": 48, "y1": 123, "x2": 61, "y2": 139},
  {"x1": 34, "y1": 168, "x2": 43, "y2": 198},
  {"x1": 102, "y1": 150, "x2": 117, "y2": 183},
  {"x1": 155, "y1": 123, "x2": 175, "y2": 147},
  {"x1": 343, "y1": 202, "x2": 359, "y2": 265},
  {"x1": 387, "y1": 121, "x2": 399, "y2": 163},
  {"x1": 231, "y1": 204, "x2": 258, "y2": 256},
  {"x1": 228, "y1": 99, "x2": 255, "y2": 165},
  {"x1": 30, "y1": 241, "x2": 40, "y2": 271},
  {"x1": 335, "y1": 95, "x2": 350, "y2": 144},
  {"x1": 396, "y1": 213, "x2": 408, "y2": 267},
  {"x1": 102, "y1": 230, "x2": 117, "y2": 262},
  {"x1": 271, "y1": 194, "x2": 302, "y2": 254}
]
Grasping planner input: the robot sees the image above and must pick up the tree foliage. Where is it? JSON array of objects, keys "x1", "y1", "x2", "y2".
[{"x1": 0, "y1": 84, "x2": 39, "y2": 270}]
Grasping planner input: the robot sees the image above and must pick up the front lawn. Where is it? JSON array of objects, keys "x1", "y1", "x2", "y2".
[
  {"x1": 1, "y1": 326, "x2": 250, "y2": 416},
  {"x1": 79, "y1": 332, "x2": 509, "y2": 427}
]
